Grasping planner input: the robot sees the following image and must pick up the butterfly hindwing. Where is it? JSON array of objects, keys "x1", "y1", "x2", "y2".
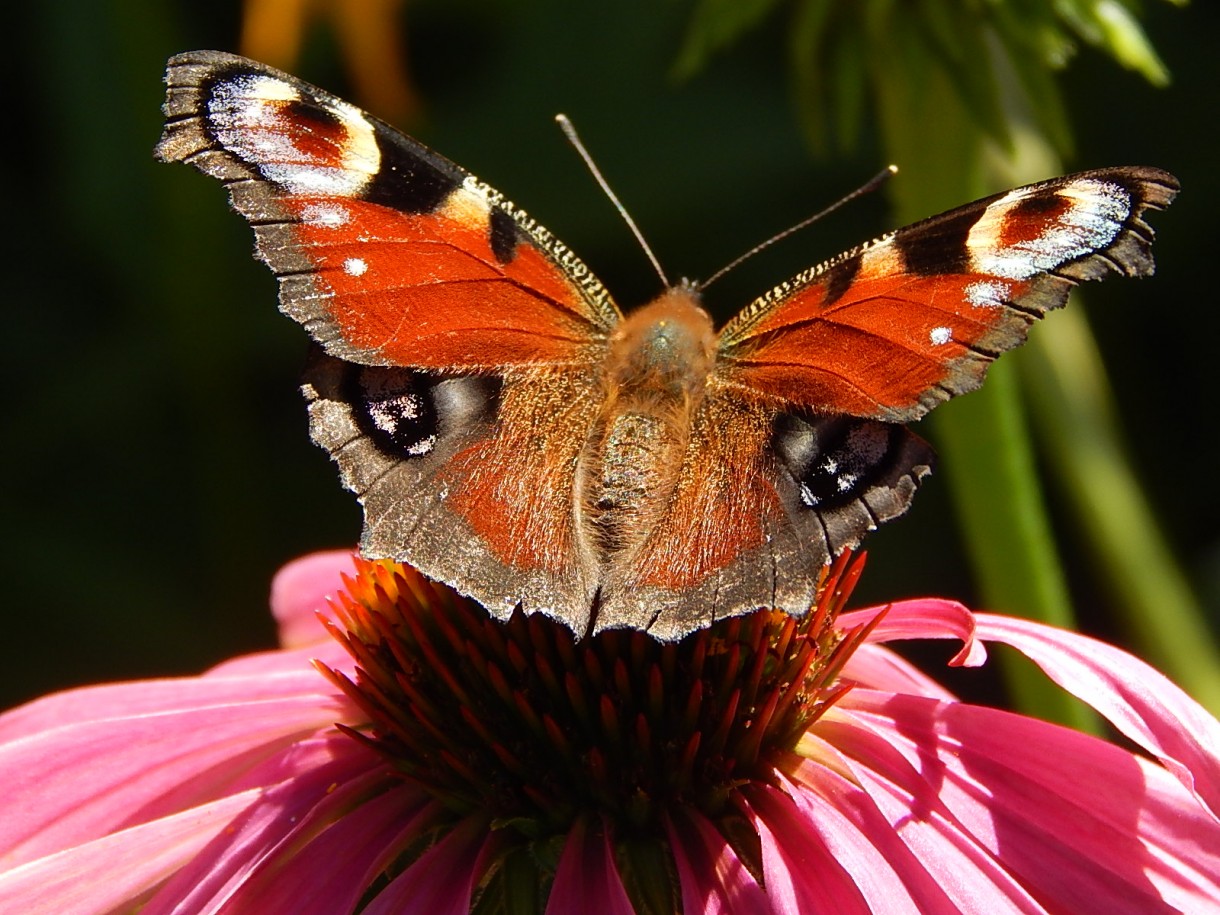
[
  {"x1": 716, "y1": 168, "x2": 1179, "y2": 422},
  {"x1": 303, "y1": 350, "x2": 604, "y2": 627},
  {"x1": 596, "y1": 398, "x2": 934, "y2": 639}
]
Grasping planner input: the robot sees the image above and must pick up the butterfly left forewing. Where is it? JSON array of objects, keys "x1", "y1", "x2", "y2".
[
  {"x1": 717, "y1": 167, "x2": 1179, "y2": 422},
  {"x1": 157, "y1": 50, "x2": 620, "y2": 371}
]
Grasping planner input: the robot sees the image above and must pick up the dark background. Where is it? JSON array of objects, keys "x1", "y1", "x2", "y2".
[{"x1": 2, "y1": 1, "x2": 1215, "y2": 709}]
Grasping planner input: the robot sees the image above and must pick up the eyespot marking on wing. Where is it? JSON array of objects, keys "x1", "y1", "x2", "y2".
[{"x1": 205, "y1": 72, "x2": 381, "y2": 197}]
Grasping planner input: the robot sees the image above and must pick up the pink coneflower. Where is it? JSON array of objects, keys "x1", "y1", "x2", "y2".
[{"x1": 1, "y1": 551, "x2": 1216, "y2": 913}]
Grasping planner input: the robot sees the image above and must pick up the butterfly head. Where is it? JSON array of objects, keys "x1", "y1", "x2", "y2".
[{"x1": 607, "y1": 286, "x2": 716, "y2": 398}]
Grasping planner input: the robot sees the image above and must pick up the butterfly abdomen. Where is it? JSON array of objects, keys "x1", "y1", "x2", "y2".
[{"x1": 583, "y1": 290, "x2": 718, "y2": 555}]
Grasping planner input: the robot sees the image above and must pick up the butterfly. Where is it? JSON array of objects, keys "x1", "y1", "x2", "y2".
[{"x1": 156, "y1": 50, "x2": 1177, "y2": 640}]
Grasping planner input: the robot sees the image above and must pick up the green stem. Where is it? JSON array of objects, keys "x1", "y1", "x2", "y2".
[
  {"x1": 1022, "y1": 311, "x2": 1220, "y2": 712},
  {"x1": 931, "y1": 370, "x2": 1095, "y2": 729},
  {"x1": 869, "y1": 21, "x2": 1093, "y2": 728}
]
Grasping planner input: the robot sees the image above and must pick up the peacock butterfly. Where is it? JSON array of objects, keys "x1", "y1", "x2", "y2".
[{"x1": 156, "y1": 50, "x2": 1178, "y2": 640}]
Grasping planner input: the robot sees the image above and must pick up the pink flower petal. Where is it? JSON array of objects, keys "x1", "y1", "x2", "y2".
[
  {"x1": 842, "y1": 598, "x2": 986, "y2": 666},
  {"x1": 204, "y1": 640, "x2": 353, "y2": 678},
  {"x1": 0, "y1": 789, "x2": 262, "y2": 915},
  {"x1": 746, "y1": 786, "x2": 872, "y2": 915},
  {"x1": 143, "y1": 738, "x2": 399, "y2": 914},
  {"x1": 777, "y1": 764, "x2": 1033, "y2": 914},
  {"x1": 0, "y1": 659, "x2": 341, "y2": 741},
  {"x1": 545, "y1": 819, "x2": 635, "y2": 915},
  {"x1": 841, "y1": 643, "x2": 958, "y2": 700},
  {"x1": 362, "y1": 816, "x2": 488, "y2": 915},
  {"x1": 270, "y1": 549, "x2": 357, "y2": 649},
  {"x1": 795, "y1": 727, "x2": 1051, "y2": 913},
  {"x1": 974, "y1": 613, "x2": 1220, "y2": 822},
  {"x1": 665, "y1": 809, "x2": 771, "y2": 914},
  {"x1": 830, "y1": 689, "x2": 1220, "y2": 913},
  {"x1": 0, "y1": 676, "x2": 353, "y2": 866}
]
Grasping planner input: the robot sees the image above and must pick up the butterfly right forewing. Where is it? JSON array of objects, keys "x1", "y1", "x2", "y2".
[{"x1": 717, "y1": 167, "x2": 1179, "y2": 423}]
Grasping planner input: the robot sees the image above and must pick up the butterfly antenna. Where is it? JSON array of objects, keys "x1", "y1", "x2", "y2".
[
  {"x1": 556, "y1": 114, "x2": 670, "y2": 288},
  {"x1": 700, "y1": 165, "x2": 898, "y2": 291}
]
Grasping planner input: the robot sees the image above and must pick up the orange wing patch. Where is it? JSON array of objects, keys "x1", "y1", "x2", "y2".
[
  {"x1": 442, "y1": 368, "x2": 603, "y2": 575},
  {"x1": 624, "y1": 396, "x2": 779, "y2": 589},
  {"x1": 718, "y1": 269, "x2": 1032, "y2": 420},
  {"x1": 282, "y1": 194, "x2": 610, "y2": 369}
]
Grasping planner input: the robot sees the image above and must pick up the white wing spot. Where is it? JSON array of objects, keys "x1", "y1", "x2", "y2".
[
  {"x1": 406, "y1": 435, "x2": 437, "y2": 457},
  {"x1": 344, "y1": 257, "x2": 368, "y2": 277},
  {"x1": 369, "y1": 392, "x2": 422, "y2": 434},
  {"x1": 799, "y1": 482, "x2": 819, "y2": 507},
  {"x1": 301, "y1": 203, "x2": 351, "y2": 228},
  {"x1": 930, "y1": 326, "x2": 953, "y2": 345},
  {"x1": 964, "y1": 280, "x2": 1010, "y2": 309}
]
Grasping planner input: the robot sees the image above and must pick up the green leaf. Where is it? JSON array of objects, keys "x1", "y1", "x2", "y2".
[
  {"x1": 1052, "y1": 0, "x2": 1172, "y2": 84},
  {"x1": 991, "y1": 19, "x2": 1077, "y2": 156},
  {"x1": 868, "y1": 21, "x2": 981, "y2": 195},
  {"x1": 909, "y1": 1, "x2": 1013, "y2": 150},
  {"x1": 789, "y1": 0, "x2": 839, "y2": 154},
  {"x1": 673, "y1": 0, "x2": 787, "y2": 78},
  {"x1": 1089, "y1": 0, "x2": 1172, "y2": 85}
]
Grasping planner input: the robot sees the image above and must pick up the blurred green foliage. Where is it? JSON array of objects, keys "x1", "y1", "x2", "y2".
[{"x1": 2, "y1": 0, "x2": 1215, "y2": 712}]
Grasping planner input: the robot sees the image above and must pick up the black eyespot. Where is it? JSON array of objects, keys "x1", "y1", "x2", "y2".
[
  {"x1": 773, "y1": 414, "x2": 904, "y2": 509},
  {"x1": 346, "y1": 366, "x2": 442, "y2": 459},
  {"x1": 342, "y1": 365, "x2": 502, "y2": 461}
]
